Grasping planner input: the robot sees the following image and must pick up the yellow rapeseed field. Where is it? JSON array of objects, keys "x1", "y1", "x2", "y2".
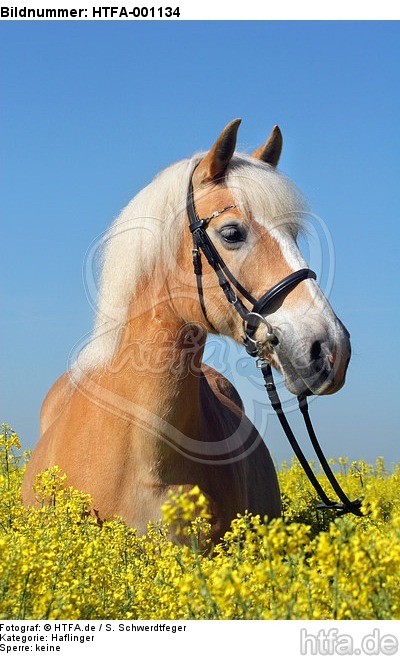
[{"x1": 1, "y1": 423, "x2": 399, "y2": 620}]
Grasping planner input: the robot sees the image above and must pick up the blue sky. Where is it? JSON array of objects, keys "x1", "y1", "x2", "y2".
[{"x1": 1, "y1": 21, "x2": 399, "y2": 467}]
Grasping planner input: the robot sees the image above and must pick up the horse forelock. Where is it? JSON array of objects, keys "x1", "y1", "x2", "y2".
[{"x1": 225, "y1": 154, "x2": 308, "y2": 236}]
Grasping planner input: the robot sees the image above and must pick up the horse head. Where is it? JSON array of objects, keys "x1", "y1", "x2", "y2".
[{"x1": 179, "y1": 119, "x2": 351, "y2": 397}]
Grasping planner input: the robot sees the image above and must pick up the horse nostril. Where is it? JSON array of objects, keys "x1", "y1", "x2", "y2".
[
  {"x1": 310, "y1": 340, "x2": 335, "y2": 373},
  {"x1": 310, "y1": 340, "x2": 322, "y2": 361}
]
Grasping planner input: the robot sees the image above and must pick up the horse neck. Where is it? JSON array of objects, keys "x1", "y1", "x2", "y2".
[{"x1": 106, "y1": 285, "x2": 206, "y2": 444}]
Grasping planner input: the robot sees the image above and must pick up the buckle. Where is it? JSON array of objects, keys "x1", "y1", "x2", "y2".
[{"x1": 189, "y1": 219, "x2": 209, "y2": 234}]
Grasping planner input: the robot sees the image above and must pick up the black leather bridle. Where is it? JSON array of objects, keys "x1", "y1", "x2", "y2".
[
  {"x1": 187, "y1": 176, "x2": 317, "y2": 358},
  {"x1": 187, "y1": 173, "x2": 363, "y2": 517}
]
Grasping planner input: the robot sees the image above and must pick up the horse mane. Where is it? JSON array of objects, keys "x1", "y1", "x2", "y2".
[{"x1": 76, "y1": 153, "x2": 307, "y2": 373}]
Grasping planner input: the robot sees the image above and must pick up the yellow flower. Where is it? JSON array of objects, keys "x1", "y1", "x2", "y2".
[{"x1": 1, "y1": 423, "x2": 400, "y2": 620}]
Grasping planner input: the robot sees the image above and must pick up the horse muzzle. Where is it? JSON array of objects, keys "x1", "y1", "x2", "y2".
[{"x1": 265, "y1": 322, "x2": 352, "y2": 397}]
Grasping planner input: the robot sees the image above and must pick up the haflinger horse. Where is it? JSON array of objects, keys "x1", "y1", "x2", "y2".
[{"x1": 22, "y1": 120, "x2": 351, "y2": 542}]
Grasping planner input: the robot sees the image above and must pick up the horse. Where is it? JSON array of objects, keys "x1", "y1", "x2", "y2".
[{"x1": 22, "y1": 120, "x2": 351, "y2": 541}]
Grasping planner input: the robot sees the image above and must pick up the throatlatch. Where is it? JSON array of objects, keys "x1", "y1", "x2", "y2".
[{"x1": 187, "y1": 173, "x2": 364, "y2": 517}]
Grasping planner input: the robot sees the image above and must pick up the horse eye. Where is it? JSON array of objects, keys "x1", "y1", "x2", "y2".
[{"x1": 219, "y1": 225, "x2": 246, "y2": 244}]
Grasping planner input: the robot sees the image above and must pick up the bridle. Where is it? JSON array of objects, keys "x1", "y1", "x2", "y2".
[
  {"x1": 187, "y1": 177, "x2": 317, "y2": 357},
  {"x1": 186, "y1": 172, "x2": 363, "y2": 517}
]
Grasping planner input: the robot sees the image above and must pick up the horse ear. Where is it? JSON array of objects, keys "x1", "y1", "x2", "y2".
[
  {"x1": 251, "y1": 125, "x2": 283, "y2": 168},
  {"x1": 193, "y1": 119, "x2": 241, "y2": 186}
]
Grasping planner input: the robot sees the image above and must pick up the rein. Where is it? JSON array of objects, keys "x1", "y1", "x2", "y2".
[{"x1": 186, "y1": 175, "x2": 363, "y2": 518}]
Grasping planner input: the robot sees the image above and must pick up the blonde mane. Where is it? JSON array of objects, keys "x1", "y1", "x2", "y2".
[{"x1": 76, "y1": 153, "x2": 307, "y2": 372}]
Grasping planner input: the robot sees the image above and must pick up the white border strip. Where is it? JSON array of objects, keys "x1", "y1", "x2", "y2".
[
  {"x1": 1, "y1": 1, "x2": 399, "y2": 20},
  {"x1": 1, "y1": 620, "x2": 399, "y2": 654}
]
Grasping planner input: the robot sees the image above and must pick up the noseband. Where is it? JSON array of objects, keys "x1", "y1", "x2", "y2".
[{"x1": 186, "y1": 172, "x2": 363, "y2": 518}]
